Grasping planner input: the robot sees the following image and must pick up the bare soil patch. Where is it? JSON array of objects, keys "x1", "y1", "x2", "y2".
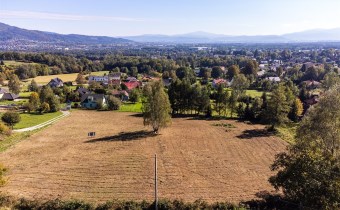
[{"x1": 0, "y1": 111, "x2": 287, "y2": 203}]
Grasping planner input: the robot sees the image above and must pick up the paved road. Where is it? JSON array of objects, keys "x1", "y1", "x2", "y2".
[{"x1": 14, "y1": 111, "x2": 70, "y2": 132}]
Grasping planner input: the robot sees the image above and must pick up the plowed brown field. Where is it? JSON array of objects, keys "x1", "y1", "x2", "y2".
[{"x1": 0, "y1": 110, "x2": 287, "y2": 203}]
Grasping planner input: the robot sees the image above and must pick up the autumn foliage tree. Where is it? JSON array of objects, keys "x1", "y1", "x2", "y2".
[
  {"x1": 288, "y1": 97, "x2": 304, "y2": 122},
  {"x1": 75, "y1": 73, "x2": 86, "y2": 84}
]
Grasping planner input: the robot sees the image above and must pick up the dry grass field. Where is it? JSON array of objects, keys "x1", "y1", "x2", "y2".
[
  {"x1": 0, "y1": 111, "x2": 287, "y2": 204},
  {"x1": 22, "y1": 71, "x2": 109, "y2": 85}
]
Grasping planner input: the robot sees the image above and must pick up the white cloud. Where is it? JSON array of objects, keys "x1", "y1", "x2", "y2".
[{"x1": 0, "y1": 10, "x2": 146, "y2": 22}]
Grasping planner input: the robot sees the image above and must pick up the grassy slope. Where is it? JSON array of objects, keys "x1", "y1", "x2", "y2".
[{"x1": 13, "y1": 112, "x2": 63, "y2": 129}]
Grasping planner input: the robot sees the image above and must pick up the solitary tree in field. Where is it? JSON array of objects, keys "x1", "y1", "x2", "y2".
[
  {"x1": 270, "y1": 84, "x2": 340, "y2": 209},
  {"x1": 142, "y1": 81, "x2": 171, "y2": 134},
  {"x1": 8, "y1": 74, "x2": 21, "y2": 95},
  {"x1": 1, "y1": 112, "x2": 21, "y2": 129}
]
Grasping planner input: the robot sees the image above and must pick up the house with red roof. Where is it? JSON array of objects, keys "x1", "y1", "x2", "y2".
[
  {"x1": 123, "y1": 80, "x2": 142, "y2": 90},
  {"x1": 212, "y1": 79, "x2": 229, "y2": 88}
]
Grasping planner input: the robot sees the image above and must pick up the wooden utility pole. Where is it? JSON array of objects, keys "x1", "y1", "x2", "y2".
[{"x1": 154, "y1": 154, "x2": 158, "y2": 210}]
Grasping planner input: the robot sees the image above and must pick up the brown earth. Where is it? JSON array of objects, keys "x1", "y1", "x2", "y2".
[{"x1": 0, "y1": 110, "x2": 287, "y2": 203}]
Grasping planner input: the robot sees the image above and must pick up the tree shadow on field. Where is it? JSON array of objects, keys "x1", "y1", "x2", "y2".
[
  {"x1": 129, "y1": 113, "x2": 143, "y2": 118},
  {"x1": 85, "y1": 130, "x2": 157, "y2": 143},
  {"x1": 236, "y1": 129, "x2": 275, "y2": 139}
]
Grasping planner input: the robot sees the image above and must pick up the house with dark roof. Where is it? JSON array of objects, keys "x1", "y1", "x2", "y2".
[
  {"x1": 0, "y1": 88, "x2": 8, "y2": 94},
  {"x1": 162, "y1": 78, "x2": 172, "y2": 87},
  {"x1": 109, "y1": 72, "x2": 122, "y2": 80},
  {"x1": 76, "y1": 87, "x2": 91, "y2": 97},
  {"x1": 1, "y1": 93, "x2": 19, "y2": 101},
  {"x1": 80, "y1": 94, "x2": 107, "y2": 109},
  {"x1": 48, "y1": 78, "x2": 64, "y2": 88}
]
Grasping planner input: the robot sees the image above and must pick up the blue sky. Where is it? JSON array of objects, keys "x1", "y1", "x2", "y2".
[{"x1": 0, "y1": 0, "x2": 340, "y2": 36}]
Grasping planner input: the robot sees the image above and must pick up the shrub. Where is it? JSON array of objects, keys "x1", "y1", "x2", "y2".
[
  {"x1": 39, "y1": 102, "x2": 50, "y2": 114},
  {"x1": 0, "y1": 163, "x2": 7, "y2": 186},
  {"x1": 0, "y1": 122, "x2": 11, "y2": 135},
  {"x1": 107, "y1": 96, "x2": 121, "y2": 110},
  {"x1": 1, "y1": 112, "x2": 21, "y2": 129},
  {"x1": 73, "y1": 102, "x2": 79, "y2": 108},
  {"x1": 129, "y1": 88, "x2": 141, "y2": 103}
]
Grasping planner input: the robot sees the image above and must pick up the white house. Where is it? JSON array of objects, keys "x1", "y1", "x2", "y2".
[
  {"x1": 266, "y1": 77, "x2": 281, "y2": 82},
  {"x1": 88, "y1": 75, "x2": 109, "y2": 83}
]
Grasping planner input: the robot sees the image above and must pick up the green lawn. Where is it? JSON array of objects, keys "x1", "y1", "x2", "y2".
[
  {"x1": 118, "y1": 102, "x2": 142, "y2": 113},
  {"x1": 19, "y1": 91, "x2": 33, "y2": 98},
  {"x1": 13, "y1": 111, "x2": 63, "y2": 129},
  {"x1": 245, "y1": 90, "x2": 264, "y2": 98},
  {"x1": 0, "y1": 99, "x2": 28, "y2": 106}
]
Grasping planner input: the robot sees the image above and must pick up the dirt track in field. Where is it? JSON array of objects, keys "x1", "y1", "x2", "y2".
[{"x1": 0, "y1": 111, "x2": 287, "y2": 203}]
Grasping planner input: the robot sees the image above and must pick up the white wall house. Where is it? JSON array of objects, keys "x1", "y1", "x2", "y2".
[{"x1": 89, "y1": 75, "x2": 109, "y2": 83}]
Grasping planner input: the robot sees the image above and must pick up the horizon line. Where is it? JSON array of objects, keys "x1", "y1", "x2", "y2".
[{"x1": 0, "y1": 20, "x2": 339, "y2": 38}]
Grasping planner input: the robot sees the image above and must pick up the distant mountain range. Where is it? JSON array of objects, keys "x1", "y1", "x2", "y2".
[
  {"x1": 2, "y1": 22, "x2": 340, "y2": 46},
  {"x1": 0, "y1": 22, "x2": 131, "y2": 45},
  {"x1": 124, "y1": 29, "x2": 340, "y2": 43}
]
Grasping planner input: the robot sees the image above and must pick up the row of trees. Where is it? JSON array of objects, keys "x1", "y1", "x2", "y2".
[
  {"x1": 237, "y1": 83, "x2": 303, "y2": 129},
  {"x1": 25, "y1": 85, "x2": 60, "y2": 113}
]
